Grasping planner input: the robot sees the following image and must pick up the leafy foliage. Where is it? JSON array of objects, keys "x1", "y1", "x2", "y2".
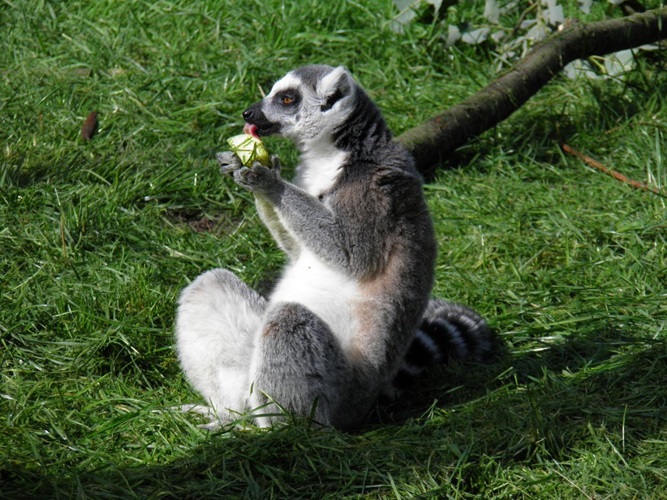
[{"x1": 392, "y1": 0, "x2": 665, "y2": 77}]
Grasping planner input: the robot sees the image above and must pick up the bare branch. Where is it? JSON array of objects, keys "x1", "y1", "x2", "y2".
[{"x1": 397, "y1": 8, "x2": 667, "y2": 176}]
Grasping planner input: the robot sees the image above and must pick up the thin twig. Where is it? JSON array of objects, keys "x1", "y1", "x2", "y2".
[{"x1": 562, "y1": 143, "x2": 667, "y2": 198}]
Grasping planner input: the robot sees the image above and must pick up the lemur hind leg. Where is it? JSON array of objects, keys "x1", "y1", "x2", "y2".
[
  {"x1": 250, "y1": 302, "x2": 357, "y2": 429},
  {"x1": 175, "y1": 268, "x2": 266, "y2": 427}
]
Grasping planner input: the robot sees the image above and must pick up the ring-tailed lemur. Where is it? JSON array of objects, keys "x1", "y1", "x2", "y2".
[{"x1": 175, "y1": 65, "x2": 495, "y2": 430}]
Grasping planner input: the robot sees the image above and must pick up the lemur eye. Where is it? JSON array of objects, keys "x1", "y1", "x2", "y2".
[{"x1": 280, "y1": 95, "x2": 295, "y2": 105}]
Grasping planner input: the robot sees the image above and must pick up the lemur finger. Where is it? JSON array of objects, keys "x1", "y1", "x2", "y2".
[{"x1": 216, "y1": 151, "x2": 243, "y2": 176}]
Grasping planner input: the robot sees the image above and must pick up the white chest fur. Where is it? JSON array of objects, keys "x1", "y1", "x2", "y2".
[
  {"x1": 293, "y1": 140, "x2": 348, "y2": 197},
  {"x1": 269, "y1": 248, "x2": 360, "y2": 352}
]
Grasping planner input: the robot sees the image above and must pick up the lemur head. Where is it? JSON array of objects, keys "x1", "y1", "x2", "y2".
[{"x1": 242, "y1": 65, "x2": 357, "y2": 147}]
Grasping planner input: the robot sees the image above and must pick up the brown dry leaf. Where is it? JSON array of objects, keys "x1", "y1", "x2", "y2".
[{"x1": 81, "y1": 111, "x2": 98, "y2": 141}]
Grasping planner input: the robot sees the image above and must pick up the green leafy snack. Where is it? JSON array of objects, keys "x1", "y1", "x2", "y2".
[{"x1": 226, "y1": 133, "x2": 270, "y2": 167}]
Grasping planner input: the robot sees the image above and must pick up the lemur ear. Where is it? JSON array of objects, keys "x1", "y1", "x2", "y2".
[{"x1": 317, "y1": 66, "x2": 354, "y2": 112}]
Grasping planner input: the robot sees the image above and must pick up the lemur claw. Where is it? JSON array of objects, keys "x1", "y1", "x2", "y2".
[{"x1": 270, "y1": 154, "x2": 282, "y2": 173}]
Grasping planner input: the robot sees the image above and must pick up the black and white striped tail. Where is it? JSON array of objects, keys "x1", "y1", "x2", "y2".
[{"x1": 388, "y1": 299, "x2": 496, "y2": 397}]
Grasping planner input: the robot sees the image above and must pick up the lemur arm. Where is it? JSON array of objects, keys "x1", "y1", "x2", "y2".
[
  {"x1": 218, "y1": 152, "x2": 302, "y2": 260},
  {"x1": 233, "y1": 164, "x2": 356, "y2": 272},
  {"x1": 254, "y1": 197, "x2": 301, "y2": 259}
]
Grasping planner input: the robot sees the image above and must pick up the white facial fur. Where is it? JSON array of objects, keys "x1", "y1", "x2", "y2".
[{"x1": 262, "y1": 66, "x2": 357, "y2": 147}]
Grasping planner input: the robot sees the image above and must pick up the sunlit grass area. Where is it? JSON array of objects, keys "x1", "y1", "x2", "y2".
[{"x1": 1, "y1": 0, "x2": 665, "y2": 497}]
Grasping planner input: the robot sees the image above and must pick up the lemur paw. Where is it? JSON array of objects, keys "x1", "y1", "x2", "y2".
[
  {"x1": 216, "y1": 151, "x2": 243, "y2": 176},
  {"x1": 233, "y1": 163, "x2": 282, "y2": 194}
]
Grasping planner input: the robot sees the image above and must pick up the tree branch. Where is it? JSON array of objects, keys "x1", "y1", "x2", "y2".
[{"x1": 397, "y1": 8, "x2": 667, "y2": 177}]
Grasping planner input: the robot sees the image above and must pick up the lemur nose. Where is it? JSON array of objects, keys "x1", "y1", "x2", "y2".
[{"x1": 243, "y1": 109, "x2": 254, "y2": 121}]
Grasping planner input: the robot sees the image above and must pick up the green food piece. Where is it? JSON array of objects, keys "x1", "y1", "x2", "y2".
[{"x1": 226, "y1": 134, "x2": 270, "y2": 167}]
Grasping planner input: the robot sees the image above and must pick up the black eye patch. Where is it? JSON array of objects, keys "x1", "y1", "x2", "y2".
[{"x1": 275, "y1": 89, "x2": 301, "y2": 107}]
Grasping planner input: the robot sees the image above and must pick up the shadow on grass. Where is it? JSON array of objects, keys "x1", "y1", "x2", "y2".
[{"x1": 3, "y1": 324, "x2": 665, "y2": 497}]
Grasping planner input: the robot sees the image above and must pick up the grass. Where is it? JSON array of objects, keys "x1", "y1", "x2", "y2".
[{"x1": 1, "y1": 0, "x2": 666, "y2": 498}]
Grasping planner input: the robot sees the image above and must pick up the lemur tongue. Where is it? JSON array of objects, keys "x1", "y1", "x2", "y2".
[{"x1": 243, "y1": 123, "x2": 261, "y2": 140}]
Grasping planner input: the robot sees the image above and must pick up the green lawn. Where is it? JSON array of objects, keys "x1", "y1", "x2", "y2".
[{"x1": 1, "y1": 1, "x2": 666, "y2": 498}]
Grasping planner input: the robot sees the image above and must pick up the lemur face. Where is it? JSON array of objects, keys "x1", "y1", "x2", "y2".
[{"x1": 242, "y1": 65, "x2": 356, "y2": 145}]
